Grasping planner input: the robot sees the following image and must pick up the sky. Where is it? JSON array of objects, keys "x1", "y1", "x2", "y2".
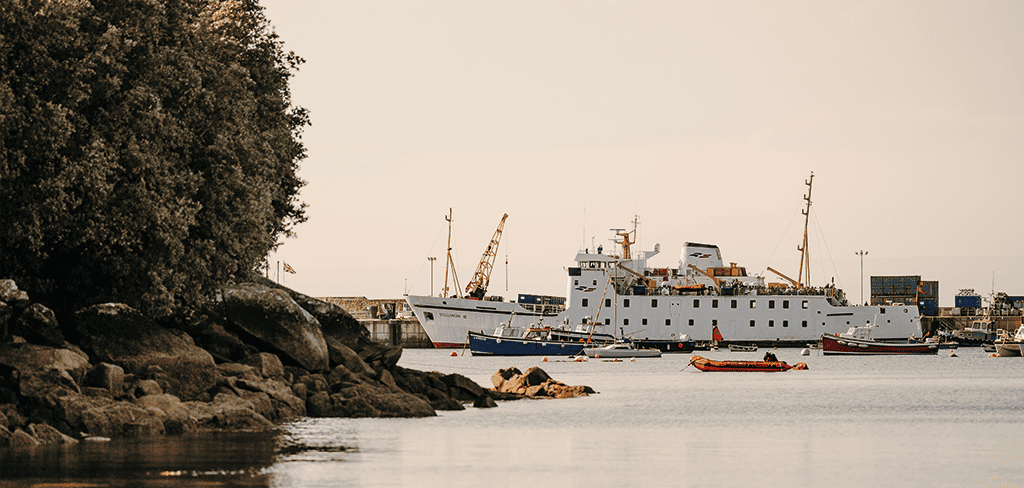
[{"x1": 259, "y1": 0, "x2": 1023, "y2": 307}]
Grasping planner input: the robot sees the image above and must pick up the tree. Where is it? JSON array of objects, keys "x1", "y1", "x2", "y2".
[{"x1": 0, "y1": 0, "x2": 308, "y2": 317}]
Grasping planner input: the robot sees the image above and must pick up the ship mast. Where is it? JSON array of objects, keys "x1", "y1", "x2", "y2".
[
  {"x1": 442, "y1": 209, "x2": 462, "y2": 298},
  {"x1": 797, "y1": 172, "x2": 814, "y2": 288}
]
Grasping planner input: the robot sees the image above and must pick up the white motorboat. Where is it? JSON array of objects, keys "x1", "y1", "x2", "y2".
[
  {"x1": 582, "y1": 342, "x2": 662, "y2": 359},
  {"x1": 994, "y1": 325, "x2": 1024, "y2": 357}
]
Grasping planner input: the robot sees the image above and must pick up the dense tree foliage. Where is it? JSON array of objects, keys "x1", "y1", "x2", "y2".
[{"x1": 0, "y1": 0, "x2": 308, "y2": 317}]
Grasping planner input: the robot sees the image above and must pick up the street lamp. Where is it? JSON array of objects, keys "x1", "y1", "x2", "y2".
[
  {"x1": 427, "y1": 257, "x2": 437, "y2": 296},
  {"x1": 856, "y1": 250, "x2": 868, "y2": 305}
]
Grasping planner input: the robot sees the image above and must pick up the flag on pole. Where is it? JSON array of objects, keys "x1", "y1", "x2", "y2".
[{"x1": 283, "y1": 262, "x2": 296, "y2": 274}]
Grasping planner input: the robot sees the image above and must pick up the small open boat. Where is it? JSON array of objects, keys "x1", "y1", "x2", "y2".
[
  {"x1": 728, "y1": 344, "x2": 758, "y2": 352},
  {"x1": 687, "y1": 355, "x2": 806, "y2": 372},
  {"x1": 582, "y1": 342, "x2": 662, "y2": 359}
]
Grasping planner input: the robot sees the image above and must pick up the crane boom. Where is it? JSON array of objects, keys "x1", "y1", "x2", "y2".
[{"x1": 465, "y1": 213, "x2": 508, "y2": 299}]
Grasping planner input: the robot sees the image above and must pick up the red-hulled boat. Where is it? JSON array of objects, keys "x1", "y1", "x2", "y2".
[
  {"x1": 687, "y1": 355, "x2": 806, "y2": 372},
  {"x1": 821, "y1": 325, "x2": 938, "y2": 355}
]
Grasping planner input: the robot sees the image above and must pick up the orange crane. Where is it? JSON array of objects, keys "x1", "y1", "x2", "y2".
[{"x1": 465, "y1": 213, "x2": 508, "y2": 299}]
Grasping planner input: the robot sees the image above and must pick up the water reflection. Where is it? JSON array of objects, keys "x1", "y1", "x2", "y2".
[{"x1": 0, "y1": 432, "x2": 279, "y2": 487}]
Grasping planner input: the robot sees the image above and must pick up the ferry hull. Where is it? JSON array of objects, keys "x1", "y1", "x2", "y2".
[{"x1": 405, "y1": 295, "x2": 560, "y2": 348}]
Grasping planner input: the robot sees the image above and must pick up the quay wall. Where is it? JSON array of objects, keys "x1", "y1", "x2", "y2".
[
  {"x1": 319, "y1": 296, "x2": 433, "y2": 348},
  {"x1": 921, "y1": 308, "x2": 1021, "y2": 337}
]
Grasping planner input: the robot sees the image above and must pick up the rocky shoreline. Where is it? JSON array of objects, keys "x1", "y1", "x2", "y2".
[{"x1": 0, "y1": 278, "x2": 592, "y2": 448}]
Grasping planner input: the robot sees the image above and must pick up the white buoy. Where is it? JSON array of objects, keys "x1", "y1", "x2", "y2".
[{"x1": 800, "y1": 348, "x2": 810, "y2": 356}]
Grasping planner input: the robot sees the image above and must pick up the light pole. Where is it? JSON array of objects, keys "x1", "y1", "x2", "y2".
[
  {"x1": 856, "y1": 250, "x2": 868, "y2": 305},
  {"x1": 427, "y1": 257, "x2": 436, "y2": 296}
]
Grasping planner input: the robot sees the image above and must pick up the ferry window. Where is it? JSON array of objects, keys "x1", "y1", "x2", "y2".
[
  {"x1": 652, "y1": 299, "x2": 659, "y2": 308},
  {"x1": 768, "y1": 300, "x2": 775, "y2": 309},
  {"x1": 582, "y1": 298, "x2": 589, "y2": 307},
  {"x1": 712, "y1": 319, "x2": 718, "y2": 326},
  {"x1": 750, "y1": 320, "x2": 756, "y2": 327},
  {"x1": 624, "y1": 299, "x2": 630, "y2": 308},
  {"x1": 693, "y1": 299, "x2": 700, "y2": 308},
  {"x1": 712, "y1": 299, "x2": 719, "y2": 308},
  {"x1": 642, "y1": 318, "x2": 648, "y2": 326},
  {"x1": 802, "y1": 300, "x2": 809, "y2": 309},
  {"x1": 593, "y1": 280, "x2": 597, "y2": 286},
  {"x1": 605, "y1": 318, "x2": 611, "y2": 325},
  {"x1": 783, "y1": 300, "x2": 789, "y2": 309},
  {"x1": 688, "y1": 319, "x2": 694, "y2": 326},
  {"x1": 802, "y1": 320, "x2": 808, "y2": 328},
  {"x1": 574, "y1": 280, "x2": 579, "y2": 286},
  {"x1": 666, "y1": 319, "x2": 672, "y2": 326},
  {"x1": 783, "y1": 320, "x2": 789, "y2": 328},
  {"x1": 731, "y1": 300, "x2": 737, "y2": 309},
  {"x1": 423, "y1": 312, "x2": 434, "y2": 321},
  {"x1": 880, "y1": 307, "x2": 886, "y2": 314},
  {"x1": 750, "y1": 300, "x2": 756, "y2": 309},
  {"x1": 769, "y1": 320, "x2": 775, "y2": 327},
  {"x1": 605, "y1": 298, "x2": 611, "y2": 308},
  {"x1": 623, "y1": 318, "x2": 629, "y2": 326}
]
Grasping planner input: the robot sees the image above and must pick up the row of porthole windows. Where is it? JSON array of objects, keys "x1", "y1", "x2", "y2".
[
  {"x1": 584, "y1": 297, "x2": 813, "y2": 310},
  {"x1": 602, "y1": 317, "x2": 816, "y2": 328}
]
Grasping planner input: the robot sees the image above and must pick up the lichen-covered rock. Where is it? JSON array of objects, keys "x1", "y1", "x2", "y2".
[{"x1": 73, "y1": 304, "x2": 215, "y2": 401}]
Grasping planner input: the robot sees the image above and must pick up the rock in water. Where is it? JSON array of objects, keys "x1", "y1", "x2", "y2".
[{"x1": 490, "y1": 366, "x2": 595, "y2": 399}]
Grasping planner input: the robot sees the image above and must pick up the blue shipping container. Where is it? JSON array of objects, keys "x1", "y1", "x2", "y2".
[
  {"x1": 955, "y1": 295, "x2": 981, "y2": 308},
  {"x1": 918, "y1": 299, "x2": 938, "y2": 316}
]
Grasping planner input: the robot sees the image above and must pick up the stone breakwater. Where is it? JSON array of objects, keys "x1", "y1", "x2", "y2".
[{"x1": 0, "y1": 278, "x2": 593, "y2": 448}]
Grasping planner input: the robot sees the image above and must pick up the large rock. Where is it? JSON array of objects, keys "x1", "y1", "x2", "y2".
[
  {"x1": 490, "y1": 366, "x2": 594, "y2": 399},
  {"x1": 86, "y1": 363, "x2": 125, "y2": 398},
  {"x1": 135, "y1": 394, "x2": 196, "y2": 434},
  {"x1": 184, "y1": 393, "x2": 274, "y2": 431},
  {"x1": 11, "y1": 303, "x2": 65, "y2": 347},
  {"x1": 0, "y1": 279, "x2": 29, "y2": 310},
  {"x1": 0, "y1": 344, "x2": 90, "y2": 404},
  {"x1": 217, "y1": 283, "x2": 329, "y2": 372},
  {"x1": 0, "y1": 301, "x2": 11, "y2": 340},
  {"x1": 73, "y1": 304, "x2": 216, "y2": 400}
]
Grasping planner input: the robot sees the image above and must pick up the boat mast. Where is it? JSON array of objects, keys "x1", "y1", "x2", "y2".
[
  {"x1": 442, "y1": 209, "x2": 462, "y2": 298},
  {"x1": 797, "y1": 172, "x2": 814, "y2": 288}
]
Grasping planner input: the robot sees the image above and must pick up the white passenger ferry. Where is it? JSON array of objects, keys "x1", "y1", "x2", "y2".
[
  {"x1": 407, "y1": 238, "x2": 921, "y2": 347},
  {"x1": 406, "y1": 175, "x2": 922, "y2": 348}
]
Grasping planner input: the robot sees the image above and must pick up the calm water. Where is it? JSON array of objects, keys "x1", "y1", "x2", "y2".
[{"x1": 1, "y1": 348, "x2": 1021, "y2": 487}]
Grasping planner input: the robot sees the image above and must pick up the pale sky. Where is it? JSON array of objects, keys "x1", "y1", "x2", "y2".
[{"x1": 260, "y1": 0, "x2": 1023, "y2": 306}]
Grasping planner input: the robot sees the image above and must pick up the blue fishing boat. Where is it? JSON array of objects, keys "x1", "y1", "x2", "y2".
[{"x1": 468, "y1": 325, "x2": 614, "y2": 356}]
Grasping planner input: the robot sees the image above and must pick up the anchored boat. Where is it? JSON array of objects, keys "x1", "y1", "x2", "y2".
[
  {"x1": 467, "y1": 322, "x2": 615, "y2": 356},
  {"x1": 582, "y1": 342, "x2": 663, "y2": 359},
  {"x1": 821, "y1": 325, "x2": 938, "y2": 355},
  {"x1": 687, "y1": 355, "x2": 806, "y2": 372}
]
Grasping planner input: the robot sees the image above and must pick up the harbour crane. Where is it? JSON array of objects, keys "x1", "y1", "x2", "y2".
[{"x1": 464, "y1": 213, "x2": 508, "y2": 299}]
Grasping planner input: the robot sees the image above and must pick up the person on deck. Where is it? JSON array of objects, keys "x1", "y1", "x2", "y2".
[{"x1": 764, "y1": 351, "x2": 778, "y2": 362}]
